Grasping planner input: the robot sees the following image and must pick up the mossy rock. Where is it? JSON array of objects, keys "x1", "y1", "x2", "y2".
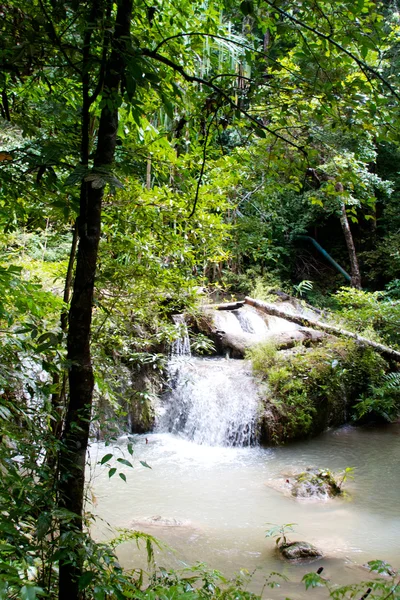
[
  {"x1": 291, "y1": 467, "x2": 341, "y2": 499},
  {"x1": 279, "y1": 541, "x2": 323, "y2": 561}
]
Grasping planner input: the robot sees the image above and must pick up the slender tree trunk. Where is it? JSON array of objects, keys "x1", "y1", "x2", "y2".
[
  {"x1": 61, "y1": 222, "x2": 79, "y2": 332},
  {"x1": 146, "y1": 157, "x2": 152, "y2": 189},
  {"x1": 57, "y1": 2, "x2": 132, "y2": 598},
  {"x1": 49, "y1": 222, "x2": 78, "y2": 440},
  {"x1": 340, "y1": 204, "x2": 362, "y2": 289},
  {"x1": 1, "y1": 89, "x2": 11, "y2": 121}
]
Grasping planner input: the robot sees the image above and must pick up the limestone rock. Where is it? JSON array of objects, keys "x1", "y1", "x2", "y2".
[
  {"x1": 291, "y1": 468, "x2": 341, "y2": 499},
  {"x1": 130, "y1": 516, "x2": 192, "y2": 528},
  {"x1": 279, "y1": 541, "x2": 323, "y2": 561}
]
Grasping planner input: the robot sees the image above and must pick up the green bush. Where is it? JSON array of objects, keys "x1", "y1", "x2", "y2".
[
  {"x1": 355, "y1": 371, "x2": 400, "y2": 422},
  {"x1": 248, "y1": 338, "x2": 389, "y2": 443},
  {"x1": 334, "y1": 287, "x2": 400, "y2": 348}
]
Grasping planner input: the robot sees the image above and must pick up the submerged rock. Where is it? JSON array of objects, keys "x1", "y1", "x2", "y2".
[
  {"x1": 130, "y1": 516, "x2": 192, "y2": 528},
  {"x1": 279, "y1": 541, "x2": 323, "y2": 561},
  {"x1": 291, "y1": 468, "x2": 342, "y2": 499}
]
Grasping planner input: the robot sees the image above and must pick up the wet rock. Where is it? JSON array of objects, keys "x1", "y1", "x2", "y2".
[
  {"x1": 130, "y1": 516, "x2": 192, "y2": 528},
  {"x1": 279, "y1": 541, "x2": 323, "y2": 561},
  {"x1": 291, "y1": 467, "x2": 341, "y2": 499}
]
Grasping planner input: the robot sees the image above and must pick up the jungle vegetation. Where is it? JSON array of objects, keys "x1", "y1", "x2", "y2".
[{"x1": 0, "y1": 0, "x2": 400, "y2": 598}]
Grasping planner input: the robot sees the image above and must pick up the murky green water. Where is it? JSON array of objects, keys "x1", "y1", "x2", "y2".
[{"x1": 89, "y1": 424, "x2": 400, "y2": 597}]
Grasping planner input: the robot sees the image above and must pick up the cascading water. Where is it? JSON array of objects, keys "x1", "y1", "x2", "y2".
[
  {"x1": 233, "y1": 308, "x2": 269, "y2": 335},
  {"x1": 157, "y1": 357, "x2": 259, "y2": 447},
  {"x1": 171, "y1": 314, "x2": 191, "y2": 357},
  {"x1": 159, "y1": 308, "x2": 267, "y2": 447}
]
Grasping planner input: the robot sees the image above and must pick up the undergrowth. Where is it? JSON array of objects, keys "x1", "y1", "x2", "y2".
[{"x1": 248, "y1": 338, "x2": 391, "y2": 444}]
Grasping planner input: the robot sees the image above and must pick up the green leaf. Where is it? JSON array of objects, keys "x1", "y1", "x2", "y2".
[
  {"x1": 0, "y1": 580, "x2": 9, "y2": 600},
  {"x1": 140, "y1": 460, "x2": 152, "y2": 469},
  {"x1": 119, "y1": 472, "x2": 127, "y2": 482},
  {"x1": 0, "y1": 406, "x2": 11, "y2": 420},
  {"x1": 302, "y1": 573, "x2": 325, "y2": 590},
  {"x1": 101, "y1": 453, "x2": 113, "y2": 465},
  {"x1": 79, "y1": 571, "x2": 96, "y2": 591},
  {"x1": 127, "y1": 443, "x2": 134, "y2": 455},
  {"x1": 94, "y1": 587, "x2": 106, "y2": 600},
  {"x1": 117, "y1": 458, "x2": 133, "y2": 468},
  {"x1": 108, "y1": 468, "x2": 117, "y2": 478},
  {"x1": 36, "y1": 513, "x2": 52, "y2": 541},
  {"x1": 20, "y1": 586, "x2": 43, "y2": 600},
  {"x1": 254, "y1": 127, "x2": 266, "y2": 138},
  {"x1": 64, "y1": 165, "x2": 89, "y2": 187}
]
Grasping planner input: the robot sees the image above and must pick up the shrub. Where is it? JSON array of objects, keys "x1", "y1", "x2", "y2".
[{"x1": 248, "y1": 338, "x2": 390, "y2": 443}]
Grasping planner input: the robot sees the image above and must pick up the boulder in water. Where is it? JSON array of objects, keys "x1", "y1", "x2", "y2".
[
  {"x1": 291, "y1": 468, "x2": 342, "y2": 499},
  {"x1": 279, "y1": 541, "x2": 323, "y2": 561}
]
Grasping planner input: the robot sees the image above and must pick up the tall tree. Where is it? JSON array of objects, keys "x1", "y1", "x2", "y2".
[{"x1": 57, "y1": 2, "x2": 133, "y2": 598}]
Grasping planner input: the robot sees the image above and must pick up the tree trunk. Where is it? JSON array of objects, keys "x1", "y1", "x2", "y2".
[
  {"x1": 146, "y1": 157, "x2": 152, "y2": 189},
  {"x1": 245, "y1": 297, "x2": 400, "y2": 363},
  {"x1": 57, "y1": 2, "x2": 133, "y2": 599},
  {"x1": 340, "y1": 204, "x2": 362, "y2": 289},
  {"x1": 46, "y1": 222, "x2": 79, "y2": 461}
]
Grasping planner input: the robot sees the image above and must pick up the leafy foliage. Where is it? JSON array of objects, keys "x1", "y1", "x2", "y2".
[
  {"x1": 1, "y1": 0, "x2": 400, "y2": 596},
  {"x1": 248, "y1": 337, "x2": 388, "y2": 443}
]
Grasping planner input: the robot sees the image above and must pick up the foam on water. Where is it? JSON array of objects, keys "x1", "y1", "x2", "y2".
[{"x1": 157, "y1": 357, "x2": 259, "y2": 447}]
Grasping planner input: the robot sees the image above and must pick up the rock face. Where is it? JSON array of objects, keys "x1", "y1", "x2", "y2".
[
  {"x1": 190, "y1": 303, "x2": 325, "y2": 359},
  {"x1": 279, "y1": 541, "x2": 323, "y2": 561},
  {"x1": 291, "y1": 468, "x2": 342, "y2": 499}
]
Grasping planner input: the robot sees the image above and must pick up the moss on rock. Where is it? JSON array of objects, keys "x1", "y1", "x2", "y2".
[{"x1": 250, "y1": 338, "x2": 388, "y2": 444}]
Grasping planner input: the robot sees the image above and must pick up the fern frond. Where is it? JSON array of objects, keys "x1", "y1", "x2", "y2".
[{"x1": 383, "y1": 372, "x2": 400, "y2": 390}]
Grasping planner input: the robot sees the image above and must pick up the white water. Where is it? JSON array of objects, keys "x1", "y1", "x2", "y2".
[
  {"x1": 157, "y1": 357, "x2": 259, "y2": 447},
  {"x1": 213, "y1": 305, "x2": 299, "y2": 340},
  {"x1": 171, "y1": 314, "x2": 191, "y2": 357},
  {"x1": 89, "y1": 425, "x2": 400, "y2": 598},
  {"x1": 234, "y1": 308, "x2": 270, "y2": 335}
]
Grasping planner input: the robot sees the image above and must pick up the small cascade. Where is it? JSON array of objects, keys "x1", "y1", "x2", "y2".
[
  {"x1": 213, "y1": 310, "x2": 244, "y2": 336},
  {"x1": 171, "y1": 314, "x2": 191, "y2": 357},
  {"x1": 233, "y1": 308, "x2": 269, "y2": 335},
  {"x1": 157, "y1": 357, "x2": 259, "y2": 447}
]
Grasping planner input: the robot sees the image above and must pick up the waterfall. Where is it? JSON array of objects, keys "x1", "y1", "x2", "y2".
[
  {"x1": 157, "y1": 357, "x2": 259, "y2": 447},
  {"x1": 233, "y1": 308, "x2": 269, "y2": 335},
  {"x1": 171, "y1": 314, "x2": 191, "y2": 357}
]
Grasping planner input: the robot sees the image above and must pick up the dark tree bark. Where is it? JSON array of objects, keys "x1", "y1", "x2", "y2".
[
  {"x1": 57, "y1": 2, "x2": 133, "y2": 599},
  {"x1": 340, "y1": 204, "x2": 362, "y2": 289}
]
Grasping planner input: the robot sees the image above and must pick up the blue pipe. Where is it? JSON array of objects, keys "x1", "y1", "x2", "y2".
[{"x1": 297, "y1": 235, "x2": 351, "y2": 283}]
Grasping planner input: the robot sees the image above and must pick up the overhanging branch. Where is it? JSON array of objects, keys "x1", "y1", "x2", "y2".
[
  {"x1": 263, "y1": 0, "x2": 400, "y2": 102},
  {"x1": 140, "y1": 48, "x2": 307, "y2": 153}
]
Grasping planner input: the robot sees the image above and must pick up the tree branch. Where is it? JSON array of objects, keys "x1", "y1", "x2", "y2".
[
  {"x1": 37, "y1": 0, "x2": 82, "y2": 75},
  {"x1": 188, "y1": 110, "x2": 217, "y2": 218},
  {"x1": 140, "y1": 49, "x2": 307, "y2": 152},
  {"x1": 263, "y1": 1, "x2": 400, "y2": 101},
  {"x1": 152, "y1": 31, "x2": 310, "y2": 85}
]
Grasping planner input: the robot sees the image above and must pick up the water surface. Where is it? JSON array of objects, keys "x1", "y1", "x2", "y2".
[{"x1": 89, "y1": 424, "x2": 400, "y2": 596}]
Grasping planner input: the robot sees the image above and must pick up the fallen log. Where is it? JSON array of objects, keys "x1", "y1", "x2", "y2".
[
  {"x1": 245, "y1": 296, "x2": 400, "y2": 363},
  {"x1": 202, "y1": 301, "x2": 245, "y2": 311}
]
